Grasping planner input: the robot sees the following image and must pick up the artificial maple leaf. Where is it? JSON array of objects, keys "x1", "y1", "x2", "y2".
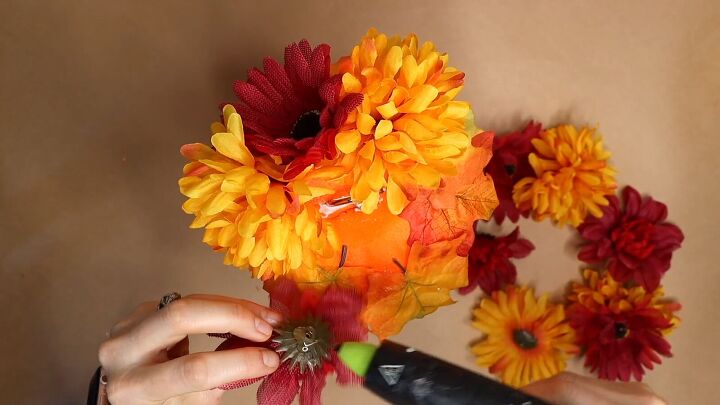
[
  {"x1": 291, "y1": 265, "x2": 370, "y2": 293},
  {"x1": 363, "y1": 238, "x2": 469, "y2": 339},
  {"x1": 400, "y1": 132, "x2": 499, "y2": 256},
  {"x1": 289, "y1": 246, "x2": 371, "y2": 293}
]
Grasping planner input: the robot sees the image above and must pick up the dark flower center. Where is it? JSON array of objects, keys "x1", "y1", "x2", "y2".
[
  {"x1": 512, "y1": 329, "x2": 538, "y2": 350},
  {"x1": 274, "y1": 318, "x2": 331, "y2": 373},
  {"x1": 504, "y1": 164, "x2": 516, "y2": 176},
  {"x1": 611, "y1": 219, "x2": 655, "y2": 259},
  {"x1": 614, "y1": 322, "x2": 629, "y2": 339},
  {"x1": 291, "y1": 110, "x2": 322, "y2": 140}
]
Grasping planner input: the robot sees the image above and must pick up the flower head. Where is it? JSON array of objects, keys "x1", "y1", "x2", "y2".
[
  {"x1": 179, "y1": 105, "x2": 340, "y2": 279},
  {"x1": 460, "y1": 227, "x2": 535, "y2": 295},
  {"x1": 333, "y1": 29, "x2": 471, "y2": 214},
  {"x1": 578, "y1": 186, "x2": 684, "y2": 292},
  {"x1": 487, "y1": 121, "x2": 541, "y2": 224},
  {"x1": 231, "y1": 40, "x2": 363, "y2": 179},
  {"x1": 513, "y1": 125, "x2": 617, "y2": 227},
  {"x1": 216, "y1": 279, "x2": 367, "y2": 405},
  {"x1": 567, "y1": 269, "x2": 680, "y2": 381},
  {"x1": 472, "y1": 286, "x2": 578, "y2": 387}
]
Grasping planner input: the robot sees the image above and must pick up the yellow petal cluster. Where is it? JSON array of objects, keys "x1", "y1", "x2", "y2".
[
  {"x1": 334, "y1": 29, "x2": 471, "y2": 214},
  {"x1": 179, "y1": 105, "x2": 340, "y2": 279},
  {"x1": 472, "y1": 286, "x2": 578, "y2": 387},
  {"x1": 568, "y1": 269, "x2": 681, "y2": 332},
  {"x1": 513, "y1": 125, "x2": 617, "y2": 227}
]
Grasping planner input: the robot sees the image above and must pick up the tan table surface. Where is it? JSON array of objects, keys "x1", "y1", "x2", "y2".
[{"x1": 2, "y1": 1, "x2": 719, "y2": 403}]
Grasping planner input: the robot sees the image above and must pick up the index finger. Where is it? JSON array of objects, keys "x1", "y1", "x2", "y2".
[{"x1": 102, "y1": 297, "x2": 279, "y2": 371}]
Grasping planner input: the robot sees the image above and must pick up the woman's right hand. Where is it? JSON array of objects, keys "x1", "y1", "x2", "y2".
[
  {"x1": 522, "y1": 372, "x2": 667, "y2": 405},
  {"x1": 98, "y1": 295, "x2": 283, "y2": 404}
]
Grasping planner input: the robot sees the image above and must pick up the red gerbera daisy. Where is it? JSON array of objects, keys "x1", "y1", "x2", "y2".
[
  {"x1": 485, "y1": 121, "x2": 541, "y2": 224},
  {"x1": 577, "y1": 186, "x2": 684, "y2": 292},
  {"x1": 214, "y1": 279, "x2": 366, "y2": 405},
  {"x1": 567, "y1": 270, "x2": 678, "y2": 382},
  {"x1": 231, "y1": 40, "x2": 363, "y2": 179},
  {"x1": 460, "y1": 226, "x2": 535, "y2": 295}
]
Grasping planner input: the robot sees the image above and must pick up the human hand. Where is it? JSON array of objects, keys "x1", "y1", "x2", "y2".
[
  {"x1": 98, "y1": 295, "x2": 283, "y2": 404},
  {"x1": 522, "y1": 372, "x2": 667, "y2": 405}
]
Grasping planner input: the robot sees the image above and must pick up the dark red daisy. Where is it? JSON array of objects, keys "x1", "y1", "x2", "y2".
[
  {"x1": 485, "y1": 121, "x2": 541, "y2": 224},
  {"x1": 577, "y1": 186, "x2": 684, "y2": 292},
  {"x1": 460, "y1": 226, "x2": 535, "y2": 295},
  {"x1": 214, "y1": 279, "x2": 366, "y2": 405},
  {"x1": 568, "y1": 301, "x2": 673, "y2": 382},
  {"x1": 231, "y1": 40, "x2": 363, "y2": 179}
]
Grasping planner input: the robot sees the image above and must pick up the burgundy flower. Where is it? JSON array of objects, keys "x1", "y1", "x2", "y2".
[
  {"x1": 215, "y1": 279, "x2": 366, "y2": 405},
  {"x1": 568, "y1": 301, "x2": 673, "y2": 382},
  {"x1": 486, "y1": 121, "x2": 541, "y2": 224},
  {"x1": 231, "y1": 40, "x2": 363, "y2": 179},
  {"x1": 578, "y1": 186, "x2": 684, "y2": 291},
  {"x1": 460, "y1": 227, "x2": 535, "y2": 295}
]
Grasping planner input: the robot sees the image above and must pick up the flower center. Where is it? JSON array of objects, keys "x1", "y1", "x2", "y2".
[
  {"x1": 512, "y1": 329, "x2": 538, "y2": 350},
  {"x1": 611, "y1": 219, "x2": 655, "y2": 259},
  {"x1": 273, "y1": 317, "x2": 331, "y2": 373},
  {"x1": 614, "y1": 322, "x2": 629, "y2": 339},
  {"x1": 504, "y1": 164, "x2": 516, "y2": 176},
  {"x1": 291, "y1": 110, "x2": 322, "y2": 140}
]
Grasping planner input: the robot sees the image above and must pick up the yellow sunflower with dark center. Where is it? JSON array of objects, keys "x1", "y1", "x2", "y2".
[{"x1": 471, "y1": 286, "x2": 579, "y2": 387}]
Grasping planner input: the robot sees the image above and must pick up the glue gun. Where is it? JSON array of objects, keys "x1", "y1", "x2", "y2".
[{"x1": 338, "y1": 340, "x2": 550, "y2": 405}]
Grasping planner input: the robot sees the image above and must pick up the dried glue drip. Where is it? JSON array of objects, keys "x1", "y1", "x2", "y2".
[
  {"x1": 319, "y1": 196, "x2": 357, "y2": 218},
  {"x1": 273, "y1": 316, "x2": 331, "y2": 373}
]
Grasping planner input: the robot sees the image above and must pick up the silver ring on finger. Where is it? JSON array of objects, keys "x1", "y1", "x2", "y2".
[{"x1": 157, "y1": 292, "x2": 182, "y2": 310}]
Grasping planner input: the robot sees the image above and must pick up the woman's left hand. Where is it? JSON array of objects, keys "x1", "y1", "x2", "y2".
[{"x1": 97, "y1": 294, "x2": 283, "y2": 404}]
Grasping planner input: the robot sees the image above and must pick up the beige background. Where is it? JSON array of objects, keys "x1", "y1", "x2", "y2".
[{"x1": 1, "y1": 1, "x2": 719, "y2": 404}]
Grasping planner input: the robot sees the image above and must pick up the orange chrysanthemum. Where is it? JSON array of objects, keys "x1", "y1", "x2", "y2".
[
  {"x1": 333, "y1": 29, "x2": 471, "y2": 215},
  {"x1": 472, "y1": 286, "x2": 579, "y2": 387},
  {"x1": 513, "y1": 125, "x2": 617, "y2": 227},
  {"x1": 179, "y1": 105, "x2": 341, "y2": 279}
]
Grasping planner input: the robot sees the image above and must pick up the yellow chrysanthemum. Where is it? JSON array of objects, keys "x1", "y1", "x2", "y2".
[
  {"x1": 569, "y1": 269, "x2": 681, "y2": 333},
  {"x1": 333, "y1": 28, "x2": 471, "y2": 214},
  {"x1": 178, "y1": 105, "x2": 340, "y2": 279},
  {"x1": 513, "y1": 125, "x2": 617, "y2": 227},
  {"x1": 472, "y1": 286, "x2": 579, "y2": 387}
]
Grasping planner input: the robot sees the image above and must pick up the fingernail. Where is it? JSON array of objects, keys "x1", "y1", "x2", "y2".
[
  {"x1": 262, "y1": 350, "x2": 279, "y2": 368},
  {"x1": 263, "y1": 311, "x2": 283, "y2": 326},
  {"x1": 255, "y1": 317, "x2": 273, "y2": 336}
]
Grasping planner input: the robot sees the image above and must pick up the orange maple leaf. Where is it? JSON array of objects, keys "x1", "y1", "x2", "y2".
[
  {"x1": 363, "y1": 238, "x2": 469, "y2": 339},
  {"x1": 290, "y1": 246, "x2": 370, "y2": 293},
  {"x1": 400, "y1": 132, "x2": 499, "y2": 255}
]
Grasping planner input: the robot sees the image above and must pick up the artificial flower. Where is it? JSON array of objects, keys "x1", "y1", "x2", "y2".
[
  {"x1": 567, "y1": 269, "x2": 679, "y2": 381},
  {"x1": 460, "y1": 227, "x2": 535, "y2": 295},
  {"x1": 179, "y1": 105, "x2": 340, "y2": 279},
  {"x1": 578, "y1": 186, "x2": 684, "y2": 292},
  {"x1": 513, "y1": 125, "x2": 617, "y2": 227},
  {"x1": 333, "y1": 28, "x2": 472, "y2": 214},
  {"x1": 215, "y1": 279, "x2": 366, "y2": 405},
  {"x1": 231, "y1": 40, "x2": 363, "y2": 179},
  {"x1": 486, "y1": 121, "x2": 541, "y2": 224},
  {"x1": 472, "y1": 286, "x2": 578, "y2": 387}
]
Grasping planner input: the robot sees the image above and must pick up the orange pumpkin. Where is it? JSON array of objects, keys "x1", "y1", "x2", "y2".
[{"x1": 320, "y1": 201, "x2": 411, "y2": 273}]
